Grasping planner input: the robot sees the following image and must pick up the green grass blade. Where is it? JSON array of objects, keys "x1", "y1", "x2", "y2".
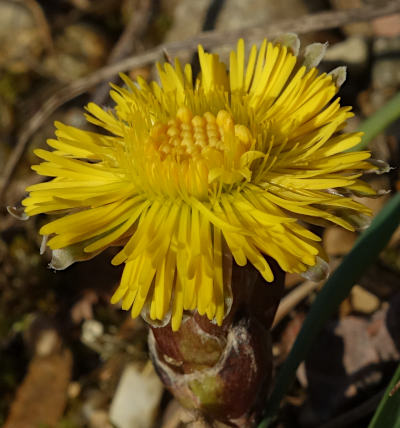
[
  {"x1": 368, "y1": 363, "x2": 400, "y2": 428},
  {"x1": 258, "y1": 192, "x2": 400, "y2": 428},
  {"x1": 350, "y1": 91, "x2": 400, "y2": 151}
]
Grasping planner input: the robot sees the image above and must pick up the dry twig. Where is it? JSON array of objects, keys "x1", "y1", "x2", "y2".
[
  {"x1": 272, "y1": 280, "x2": 323, "y2": 328},
  {"x1": 1, "y1": 0, "x2": 400, "y2": 202},
  {"x1": 390, "y1": 379, "x2": 400, "y2": 397}
]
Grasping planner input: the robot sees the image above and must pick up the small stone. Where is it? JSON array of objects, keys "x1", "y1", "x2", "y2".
[
  {"x1": 372, "y1": 14, "x2": 400, "y2": 38},
  {"x1": 0, "y1": 0, "x2": 44, "y2": 72},
  {"x1": 109, "y1": 363, "x2": 163, "y2": 428},
  {"x1": 329, "y1": 0, "x2": 373, "y2": 36},
  {"x1": 82, "y1": 390, "x2": 109, "y2": 425},
  {"x1": 216, "y1": 0, "x2": 308, "y2": 32},
  {"x1": 89, "y1": 410, "x2": 112, "y2": 428},
  {"x1": 372, "y1": 37, "x2": 400, "y2": 90},
  {"x1": 351, "y1": 285, "x2": 380, "y2": 314},
  {"x1": 215, "y1": 0, "x2": 310, "y2": 63},
  {"x1": 67, "y1": 382, "x2": 81, "y2": 399},
  {"x1": 45, "y1": 23, "x2": 109, "y2": 81},
  {"x1": 4, "y1": 349, "x2": 72, "y2": 428},
  {"x1": 369, "y1": 293, "x2": 400, "y2": 360},
  {"x1": 372, "y1": 59, "x2": 400, "y2": 90},
  {"x1": 81, "y1": 320, "x2": 104, "y2": 345},
  {"x1": 323, "y1": 226, "x2": 356, "y2": 256},
  {"x1": 165, "y1": 0, "x2": 210, "y2": 43},
  {"x1": 324, "y1": 36, "x2": 368, "y2": 65},
  {"x1": 35, "y1": 329, "x2": 61, "y2": 357}
]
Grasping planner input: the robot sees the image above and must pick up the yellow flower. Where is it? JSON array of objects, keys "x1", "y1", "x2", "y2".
[{"x1": 23, "y1": 38, "x2": 375, "y2": 331}]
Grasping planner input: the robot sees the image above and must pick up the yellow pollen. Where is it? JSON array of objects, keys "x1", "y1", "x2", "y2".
[
  {"x1": 234, "y1": 124, "x2": 252, "y2": 145},
  {"x1": 204, "y1": 112, "x2": 216, "y2": 123},
  {"x1": 176, "y1": 106, "x2": 193, "y2": 123},
  {"x1": 148, "y1": 107, "x2": 253, "y2": 161}
]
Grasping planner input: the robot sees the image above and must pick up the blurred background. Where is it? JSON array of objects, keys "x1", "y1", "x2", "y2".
[{"x1": 0, "y1": 0, "x2": 399, "y2": 427}]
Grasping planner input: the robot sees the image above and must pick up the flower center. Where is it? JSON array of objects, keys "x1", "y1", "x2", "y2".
[
  {"x1": 139, "y1": 107, "x2": 257, "y2": 199},
  {"x1": 148, "y1": 107, "x2": 253, "y2": 162}
]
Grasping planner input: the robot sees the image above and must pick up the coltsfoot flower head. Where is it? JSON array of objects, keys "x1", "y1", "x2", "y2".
[{"x1": 23, "y1": 38, "x2": 376, "y2": 331}]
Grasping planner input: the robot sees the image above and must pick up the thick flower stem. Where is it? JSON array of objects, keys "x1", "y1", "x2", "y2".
[{"x1": 149, "y1": 259, "x2": 285, "y2": 427}]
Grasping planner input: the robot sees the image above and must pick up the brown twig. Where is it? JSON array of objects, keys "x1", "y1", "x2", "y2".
[
  {"x1": 390, "y1": 379, "x2": 400, "y2": 397},
  {"x1": 272, "y1": 280, "x2": 324, "y2": 328},
  {"x1": 1, "y1": 0, "x2": 400, "y2": 202}
]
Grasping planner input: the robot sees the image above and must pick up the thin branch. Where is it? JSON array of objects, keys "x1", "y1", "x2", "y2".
[
  {"x1": 389, "y1": 380, "x2": 400, "y2": 397},
  {"x1": 1, "y1": 0, "x2": 400, "y2": 202},
  {"x1": 272, "y1": 280, "x2": 323, "y2": 328}
]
